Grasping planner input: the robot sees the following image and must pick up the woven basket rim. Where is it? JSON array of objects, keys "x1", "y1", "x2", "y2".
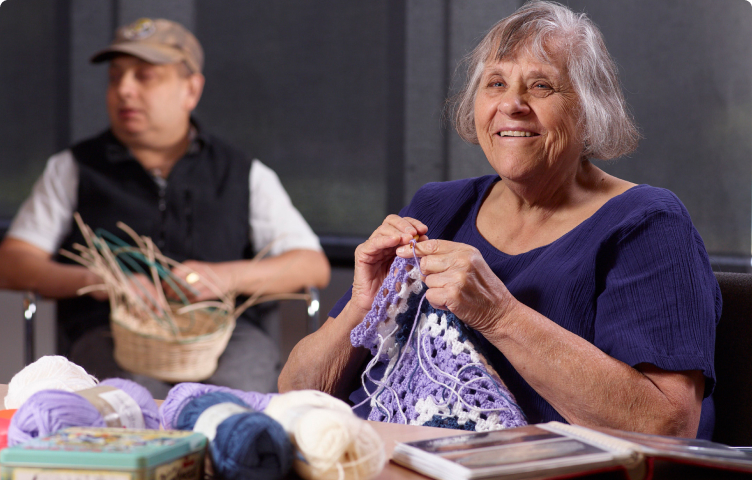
[{"x1": 110, "y1": 310, "x2": 235, "y2": 345}]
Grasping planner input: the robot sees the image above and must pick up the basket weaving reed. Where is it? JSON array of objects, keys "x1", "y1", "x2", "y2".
[{"x1": 61, "y1": 213, "x2": 308, "y2": 382}]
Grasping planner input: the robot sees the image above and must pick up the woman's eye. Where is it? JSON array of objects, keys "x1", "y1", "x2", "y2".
[
  {"x1": 489, "y1": 81, "x2": 504, "y2": 88},
  {"x1": 530, "y1": 83, "x2": 554, "y2": 97}
]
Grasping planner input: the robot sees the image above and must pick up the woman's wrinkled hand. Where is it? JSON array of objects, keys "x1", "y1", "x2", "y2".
[
  {"x1": 351, "y1": 215, "x2": 428, "y2": 316},
  {"x1": 397, "y1": 239, "x2": 516, "y2": 336}
]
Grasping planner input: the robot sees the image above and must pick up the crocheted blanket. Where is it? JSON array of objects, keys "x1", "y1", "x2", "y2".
[{"x1": 350, "y1": 255, "x2": 527, "y2": 431}]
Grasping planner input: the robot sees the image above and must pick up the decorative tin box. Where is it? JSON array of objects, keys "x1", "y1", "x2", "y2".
[{"x1": 0, "y1": 427, "x2": 206, "y2": 480}]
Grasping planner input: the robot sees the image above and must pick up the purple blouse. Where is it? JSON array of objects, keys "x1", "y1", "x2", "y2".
[{"x1": 331, "y1": 176, "x2": 721, "y2": 439}]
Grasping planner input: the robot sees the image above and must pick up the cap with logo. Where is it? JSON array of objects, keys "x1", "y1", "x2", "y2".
[{"x1": 90, "y1": 18, "x2": 203, "y2": 74}]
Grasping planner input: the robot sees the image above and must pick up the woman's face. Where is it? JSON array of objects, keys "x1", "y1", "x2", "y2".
[{"x1": 474, "y1": 51, "x2": 582, "y2": 185}]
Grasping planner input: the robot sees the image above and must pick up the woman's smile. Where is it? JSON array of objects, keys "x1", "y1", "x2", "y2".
[{"x1": 497, "y1": 130, "x2": 539, "y2": 137}]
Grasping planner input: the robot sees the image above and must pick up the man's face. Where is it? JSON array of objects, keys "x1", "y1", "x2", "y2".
[{"x1": 106, "y1": 55, "x2": 203, "y2": 148}]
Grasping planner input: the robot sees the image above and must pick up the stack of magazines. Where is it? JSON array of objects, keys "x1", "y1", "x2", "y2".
[{"x1": 392, "y1": 422, "x2": 752, "y2": 480}]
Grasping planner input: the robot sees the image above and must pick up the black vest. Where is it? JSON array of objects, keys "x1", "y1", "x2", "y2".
[{"x1": 56, "y1": 129, "x2": 254, "y2": 348}]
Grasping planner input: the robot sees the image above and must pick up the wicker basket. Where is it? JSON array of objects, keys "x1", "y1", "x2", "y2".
[
  {"x1": 110, "y1": 304, "x2": 236, "y2": 383},
  {"x1": 61, "y1": 214, "x2": 308, "y2": 383}
]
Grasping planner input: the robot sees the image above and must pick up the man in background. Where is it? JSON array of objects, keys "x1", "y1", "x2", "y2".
[{"x1": 0, "y1": 18, "x2": 330, "y2": 397}]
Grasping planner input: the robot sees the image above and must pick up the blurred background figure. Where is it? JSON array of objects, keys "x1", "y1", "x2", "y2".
[{"x1": 0, "y1": 17, "x2": 330, "y2": 398}]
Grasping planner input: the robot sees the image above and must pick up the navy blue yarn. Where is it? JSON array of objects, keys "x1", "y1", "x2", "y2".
[
  {"x1": 394, "y1": 283, "x2": 425, "y2": 347},
  {"x1": 395, "y1": 292, "x2": 473, "y2": 348},
  {"x1": 423, "y1": 414, "x2": 477, "y2": 431},
  {"x1": 175, "y1": 391, "x2": 249, "y2": 430},
  {"x1": 175, "y1": 391, "x2": 293, "y2": 480},
  {"x1": 212, "y1": 412, "x2": 293, "y2": 480}
]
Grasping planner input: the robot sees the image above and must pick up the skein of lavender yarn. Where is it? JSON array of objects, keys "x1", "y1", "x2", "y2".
[
  {"x1": 7, "y1": 378, "x2": 159, "y2": 446},
  {"x1": 160, "y1": 383, "x2": 274, "y2": 430}
]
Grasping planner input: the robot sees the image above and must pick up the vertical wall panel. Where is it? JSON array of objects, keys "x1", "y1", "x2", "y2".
[
  {"x1": 70, "y1": 0, "x2": 113, "y2": 143},
  {"x1": 195, "y1": 1, "x2": 391, "y2": 237},
  {"x1": 116, "y1": 0, "x2": 195, "y2": 31},
  {"x1": 0, "y1": 0, "x2": 59, "y2": 218},
  {"x1": 404, "y1": 0, "x2": 449, "y2": 204}
]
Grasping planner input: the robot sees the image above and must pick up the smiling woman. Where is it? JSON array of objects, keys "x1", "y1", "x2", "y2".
[{"x1": 279, "y1": 0, "x2": 720, "y2": 441}]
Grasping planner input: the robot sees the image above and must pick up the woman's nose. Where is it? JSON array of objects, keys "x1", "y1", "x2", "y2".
[{"x1": 498, "y1": 89, "x2": 531, "y2": 116}]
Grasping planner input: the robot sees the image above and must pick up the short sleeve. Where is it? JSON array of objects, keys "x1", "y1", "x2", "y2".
[
  {"x1": 594, "y1": 208, "x2": 721, "y2": 395},
  {"x1": 249, "y1": 159, "x2": 322, "y2": 256},
  {"x1": 7, "y1": 150, "x2": 79, "y2": 254}
]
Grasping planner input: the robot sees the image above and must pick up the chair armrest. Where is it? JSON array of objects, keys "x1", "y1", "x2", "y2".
[
  {"x1": 305, "y1": 286, "x2": 320, "y2": 334},
  {"x1": 22, "y1": 291, "x2": 37, "y2": 365}
]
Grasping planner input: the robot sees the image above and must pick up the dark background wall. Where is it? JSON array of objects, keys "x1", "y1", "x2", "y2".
[
  {"x1": 0, "y1": 0, "x2": 750, "y2": 380},
  {"x1": 1, "y1": 0, "x2": 749, "y2": 255}
]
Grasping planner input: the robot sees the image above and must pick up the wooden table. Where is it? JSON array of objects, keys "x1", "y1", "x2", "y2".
[
  {"x1": 369, "y1": 421, "x2": 462, "y2": 479},
  {"x1": 2, "y1": 384, "x2": 750, "y2": 479}
]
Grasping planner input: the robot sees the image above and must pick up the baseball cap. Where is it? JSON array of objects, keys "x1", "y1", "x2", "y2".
[{"x1": 90, "y1": 18, "x2": 204, "y2": 74}]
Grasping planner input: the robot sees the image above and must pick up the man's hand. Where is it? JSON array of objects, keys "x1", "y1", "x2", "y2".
[{"x1": 165, "y1": 260, "x2": 234, "y2": 302}]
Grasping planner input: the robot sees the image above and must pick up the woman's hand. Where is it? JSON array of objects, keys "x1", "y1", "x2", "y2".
[
  {"x1": 397, "y1": 239, "x2": 516, "y2": 337},
  {"x1": 280, "y1": 215, "x2": 426, "y2": 397},
  {"x1": 351, "y1": 215, "x2": 428, "y2": 316}
]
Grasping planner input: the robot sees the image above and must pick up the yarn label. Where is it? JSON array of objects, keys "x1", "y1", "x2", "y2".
[
  {"x1": 98, "y1": 389, "x2": 146, "y2": 429},
  {"x1": 76, "y1": 386, "x2": 146, "y2": 429},
  {"x1": 193, "y1": 402, "x2": 249, "y2": 441}
]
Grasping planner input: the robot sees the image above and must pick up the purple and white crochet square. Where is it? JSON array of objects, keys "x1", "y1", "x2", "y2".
[{"x1": 350, "y1": 255, "x2": 527, "y2": 431}]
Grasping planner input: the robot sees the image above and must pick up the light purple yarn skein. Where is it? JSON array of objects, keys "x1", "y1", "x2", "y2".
[
  {"x1": 8, "y1": 378, "x2": 159, "y2": 446},
  {"x1": 160, "y1": 383, "x2": 275, "y2": 430}
]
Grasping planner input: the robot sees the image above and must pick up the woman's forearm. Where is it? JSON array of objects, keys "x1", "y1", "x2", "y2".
[
  {"x1": 484, "y1": 301, "x2": 704, "y2": 437},
  {"x1": 409, "y1": 239, "x2": 703, "y2": 438},
  {"x1": 278, "y1": 301, "x2": 370, "y2": 399}
]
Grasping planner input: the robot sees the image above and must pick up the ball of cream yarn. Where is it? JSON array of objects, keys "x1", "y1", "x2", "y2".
[
  {"x1": 4, "y1": 356, "x2": 98, "y2": 409},
  {"x1": 264, "y1": 390, "x2": 385, "y2": 480}
]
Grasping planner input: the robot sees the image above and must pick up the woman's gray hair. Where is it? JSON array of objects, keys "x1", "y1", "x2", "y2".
[{"x1": 450, "y1": 0, "x2": 639, "y2": 160}]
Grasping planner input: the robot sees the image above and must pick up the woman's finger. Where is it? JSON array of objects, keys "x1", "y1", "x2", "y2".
[
  {"x1": 424, "y1": 250, "x2": 483, "y2": 281},
  {"x1": 422, "y1": 267, "x2": 458, "y2": 289},
  {"x1": 382, "y1": 214, "x2": 428, "y2": 235},
  {"x1": 395, "y1": 239, "x2": 463, "y2": 262},
  {"x1": 370, "y1": 215, "x2": 427, "y2": 242},
  {"x1": 424, "y1": 288, "x2": 450, "y2": 311}
]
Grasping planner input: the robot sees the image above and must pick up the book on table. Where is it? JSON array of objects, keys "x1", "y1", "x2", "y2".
[{"x1": 391, "y1": 421, "x2": 752, "y2": 480}]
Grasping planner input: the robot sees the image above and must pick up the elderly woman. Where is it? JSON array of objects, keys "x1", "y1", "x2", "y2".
[{"x1": 280, "y1": 1, "x2": 720, "y2": 439}]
